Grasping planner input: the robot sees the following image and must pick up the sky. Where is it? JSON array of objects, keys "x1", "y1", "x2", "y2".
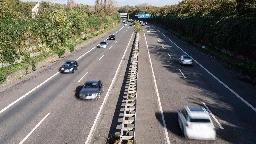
[{"x1": 21, "y1": 0, "x2": 182, "y2": 7}]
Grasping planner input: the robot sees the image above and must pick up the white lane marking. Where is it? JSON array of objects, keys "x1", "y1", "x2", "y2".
[
  {"x1": 157, "y1": 29, "x2": 160, "y2": 32},
  {"x1": 126, "y1": 30, "x2": 127, "y2": 31},
  {"x1": 203, "y1": 103, "x2": 224, "y2": 129},
  {"x1": 99, "y1": 55, "x2": 104, "y2": 61},
  {"x1": 162, "y1": 45, "x2": 166, "y2": 49},
  {"x1": 158, "y1": 29, "x2": 256, "y2": 112},
  {"x1": 76, "y1": 47, "x2": 95, "y2": 61},
  {"x1": 78, "y1": 72, "x2": 88, "y2": 83},
  {"x1": 85, "y1": 32, "x2": 134, "y2": 144},
  {"x1": 143, "y1": 32, "x2": 171, "y2": 144},
  {"x1": 0, "y1": 72, "x2": 59, "y2": 115},
  {"x1": 109, "y1": 46, "x2": 113, "y2": 49},
  {"x1": 179, "y1": 69, "x2": 186, "y2": 79},
  {"x1": 168, "y1": 54, "x2": 171, "y2": 58},
  {"x1": 115, "y1": 41, "x2": 117, "y2": 43},
  {"x1": 19, "y1": 113, "x2": 50, "y2": 144},
  {"x1": 163, "y1": 33, "x2": 167, "y2": 37}
]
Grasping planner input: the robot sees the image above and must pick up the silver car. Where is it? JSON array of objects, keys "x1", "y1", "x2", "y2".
[
  {"x1": 97, "y1": 41, "x2": 108, "y2": 48},
  {"x1": 178, "y1": 106, "x2": 216, "y2": 140},
  {"x1": 79, "y1": 80, "x2": 103, "y2": 100},
  {"x1": 180, "y1": 55, "x2": 193, "y2": 65}
]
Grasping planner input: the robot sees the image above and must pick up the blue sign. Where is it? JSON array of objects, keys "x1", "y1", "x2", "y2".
[{"x1": 138, "y1": 14, "x2": 151, "y2": 18}]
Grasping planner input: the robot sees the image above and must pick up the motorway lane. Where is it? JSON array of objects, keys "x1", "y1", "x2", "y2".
[
  {"x1": 139, "y1": 25, "x2": 256, "y2": 143},
  {"x1": 0, "y1": 25, "x2": 133, "y2": 143}
]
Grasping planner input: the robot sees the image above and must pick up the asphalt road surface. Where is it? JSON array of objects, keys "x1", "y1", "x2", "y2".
[
  {"x1": 1, "y1": 22, "x2": 256, "y2": 144},
  {"x1": 134, "y1": 24, "x2": 256, "y2": 144},
  {"x1": 0, "y1": 24, "x2": 134, "y2": 144}
]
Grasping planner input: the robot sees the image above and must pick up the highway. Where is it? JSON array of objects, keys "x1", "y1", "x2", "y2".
[
  {"x1": 1, "y1": 22, "x2": 256, "y2": 144},
  {"x1": 134, "y1": 24, "x2": 256, "y2": 144},
  {"x1": 0, "y1": 24, "x2": 134, "y2": 144}
]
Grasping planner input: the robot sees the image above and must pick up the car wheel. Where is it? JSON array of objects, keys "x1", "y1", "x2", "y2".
[{"x1": 72, "y1": 70, "x2": 74, "y2": 73}]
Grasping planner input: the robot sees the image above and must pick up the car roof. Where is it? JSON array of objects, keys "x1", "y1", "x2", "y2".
[
  {"x1": 85, "y1": 80, "x2": 100, "y2": 83},
  {"x1": 185, "y1": 106, "x2": 210, "y2": 119},
  {"x1": 181, "y1": 55, "x2": 191, "y2": 57},
  {"x1": 66, "y1": 60, "x2": 76, "y2": 62}
]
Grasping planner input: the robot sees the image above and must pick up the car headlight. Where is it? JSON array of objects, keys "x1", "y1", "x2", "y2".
[
  {"x1": 61, "y1": 68, "x2": 64, "y2": 70},
  {"x1": 92, "y1": 93, "x2": 98, "y2": 97},
  {"x1": 79, "y1": 93, "x2": 85, "y2": 97},
  {"x1": 70, "y1": 68, "x2": 73, "y2": 71}
]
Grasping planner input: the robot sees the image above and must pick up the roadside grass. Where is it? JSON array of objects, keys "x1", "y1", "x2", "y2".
[{"x1": 0, "y1": 24, "x2": 119, "y2": 85}]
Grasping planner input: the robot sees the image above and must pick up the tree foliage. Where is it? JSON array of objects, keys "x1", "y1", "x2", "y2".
[{"x1": 0, "y1": 1, "x2": 120, "y2": 84}]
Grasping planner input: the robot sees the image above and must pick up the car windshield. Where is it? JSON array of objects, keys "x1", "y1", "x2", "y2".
[
  {"x1": 183, "y1": 56, "x2": 192, "y2": 60},
  {"x1": 190, "y1": 118, "x2": 210, "y2": 123},
  {"x1": 84, "y1": 82, "x2": 99, "y2": 88},
  {"x1": 63, "y1": 63, "x2": 73, "y2": 67},
  {"x1": 110, "y1": 35, "x2": 115, "y2": 37},
  {"x1": 100, "y1": 42, "x2": 107, "y2": 45}
]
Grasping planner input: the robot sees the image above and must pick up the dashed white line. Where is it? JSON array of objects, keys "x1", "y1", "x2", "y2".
[
  {"x1": 143, "y1": 32, "x2": 171, "y2": 144},
  {"x1": 115, "y1": 41, "x2": 117, "y2": 43},
  {"x1": 76, "y1": 47, "x2": 95, "y2": 61},
  {"x1": 109, "y1": 46, "x2": 113, "y2": 49},
  {"x1": 203, "y1": 102, "x2": 224, "y2": 129},
  {"x1": 179, "y1": 69, "x2": 186, "y2": 79},
  {"x1": 0, "y1": 72, "x2": 59, "y2": 115},
  {"x1": 85, "y1": 32, "x2": 134, "y2": 144},
  {"x1": 157, "y1": 28, "x2": 256, "y2": 112},
  {"x1": 99, "y1": 55, "x2": 104, "y2": 61},
  {"x1": 78, "y1": 72, "x2": 88, "y2": 83},
  {"x1": 19, "y1": 113, "x2": 50, "y2": 144},
  {"x1": 162, "y1": 45, "x2": 166, "y2": 49},
  {"x1": 168, "y1": 54, "x2": 171, "y2": 58}
]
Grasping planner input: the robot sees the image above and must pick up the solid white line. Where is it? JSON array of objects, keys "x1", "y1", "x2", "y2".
[
  {"x1": 109, "y1": 46, "x2": 113, "y2": 49},
  {"x1": 76, "y1": 47, "x2": 95, "y2": 61},
  {"x1": 19, "y1": 113, "x2": 50, "y2": 144},
  {"x1": 162, "y1": 45, "x2": 166, "y2": 49},
  {"x1": 163, "y1": 33, "x2": 167, "y2": 37},
  {"x1": 179, "y1": 69, "x2": 186, "y2": 79},
  {"x1": 159, "y1": 29, "x2": 256, "y2": 112},
  {"x1": 99, "y1": 55, "x2": 104, "y2": 61},
  {"x1": 0, "y1": 72, "x2": 59, "y2": 115},
  {"x1": 203, "y1": 103, "x2": 224, "y2": 129},
  {"x1": 78, "y1": 72, "x2": 88, "y2": 83},
  {"x1": 143, "y1": 32, "x2": 171, "y2": 144},
  {"x1": 115, "y1": 41, "x2": 117, "y2": 43},
  {"x1": 85, "y1": 32, "x2": 134, "y2": 144}
]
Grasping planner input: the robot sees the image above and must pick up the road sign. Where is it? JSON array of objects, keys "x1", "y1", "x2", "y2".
[{"x1": 138, "y1": 14, "x2": 151, "y2": 18}]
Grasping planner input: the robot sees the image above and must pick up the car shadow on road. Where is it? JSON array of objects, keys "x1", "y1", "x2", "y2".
[{"x1": 74, "y1": 86, "x2": 83, "y2": 100}]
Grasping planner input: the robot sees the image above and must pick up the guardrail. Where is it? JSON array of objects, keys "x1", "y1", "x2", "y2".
[{"x1": 116, "y1": 33, "x2": 139, "y2": 144}]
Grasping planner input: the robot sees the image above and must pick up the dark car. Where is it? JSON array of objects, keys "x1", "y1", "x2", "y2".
[
  {"x1": 108, "y1": 34, "x2": 115, "y2": 40},
  {"x1": 59, "y1": 60, "x2": 78, "y2": 73},
  {"x1": 79, "y1": 80, "x2": 103, "y2": 100}
]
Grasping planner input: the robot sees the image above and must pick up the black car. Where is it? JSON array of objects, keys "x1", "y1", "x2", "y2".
[
  {"x1": 59, "y1": 60, "x2": 78, "y2": 73},
  {"x1": 79, "y1": 80, "x2": 103, "y2": 100},
  {"x1": 108, "y1": 35, "x2": 115, "y2": 40}
]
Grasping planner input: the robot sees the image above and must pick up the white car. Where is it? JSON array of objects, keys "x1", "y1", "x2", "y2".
[
  {"x1": 178, "y1": 106, "x2": 216, "y2": 140},
  {"x1": 179, "y1": 55, "x2": 193, "y2": 65}
]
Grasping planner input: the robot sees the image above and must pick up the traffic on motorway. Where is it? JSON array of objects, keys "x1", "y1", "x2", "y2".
[{"x1": 1, "y1": 22, "x2": 256, "y2": 144}]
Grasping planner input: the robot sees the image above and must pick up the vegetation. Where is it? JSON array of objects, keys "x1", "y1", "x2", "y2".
[
  {"x1": 119, "y1": 0, "x2": 256, "y2": 84},
  {"x1": 0, "y1": 0, "x2": 120, "y2": 84}
]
